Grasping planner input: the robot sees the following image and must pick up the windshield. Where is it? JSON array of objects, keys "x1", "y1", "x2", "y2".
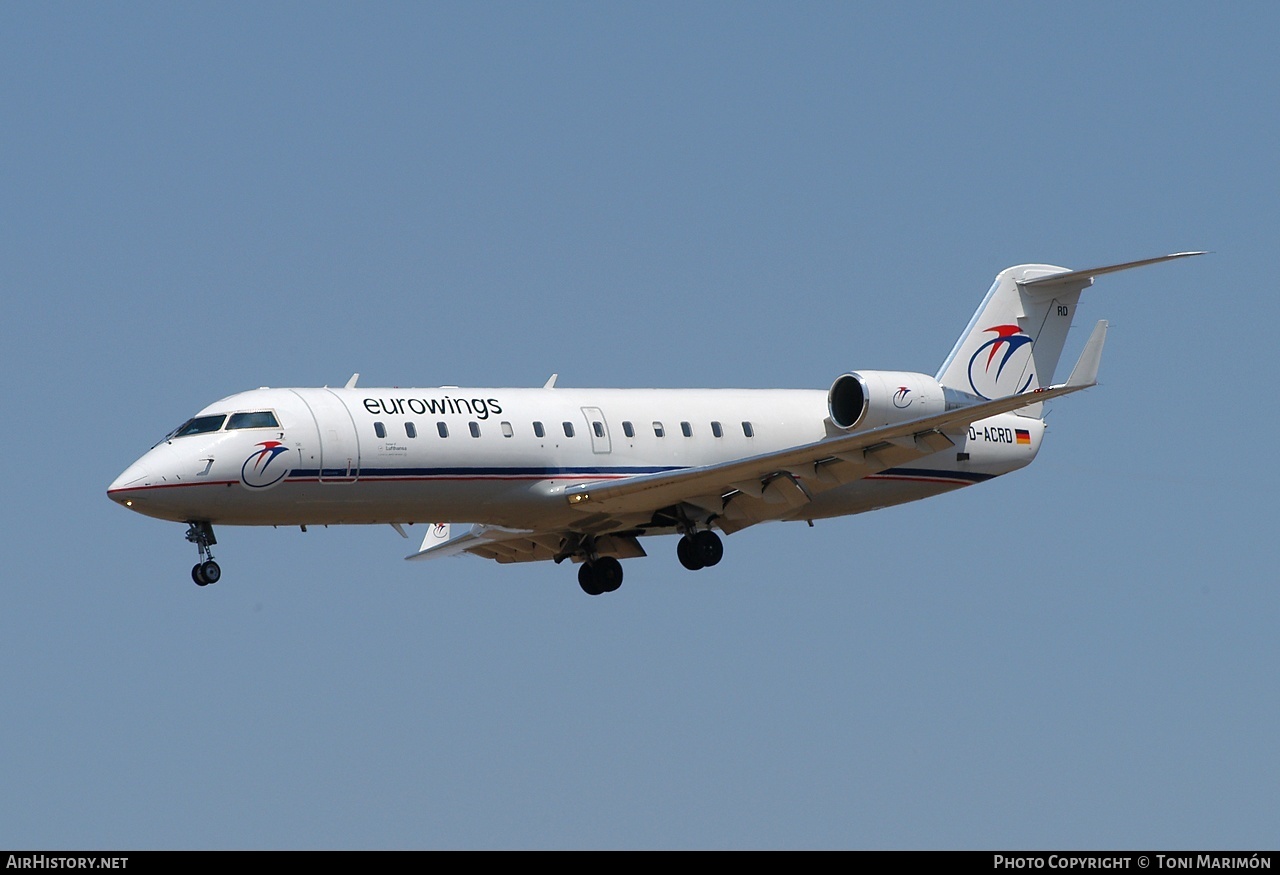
[
  {"x1": 171, "y1": 414, "x2": 227, "y2": 438},
  {"x1": 227, "y1": 411, "x2": 280, "y2": 430}
]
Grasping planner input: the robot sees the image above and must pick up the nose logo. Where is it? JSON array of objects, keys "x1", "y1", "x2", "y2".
[{"x1": 241, "y1": 441, "x2": 290, "y2": 489}]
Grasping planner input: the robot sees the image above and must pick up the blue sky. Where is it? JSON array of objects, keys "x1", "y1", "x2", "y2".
[{"x1": 2, "y1": 2, "x2": 1276, "y2": 849}]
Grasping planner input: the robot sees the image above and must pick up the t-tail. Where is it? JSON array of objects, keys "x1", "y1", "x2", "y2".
[{"x1": 935, "y1": 252, "x2": 1205, "y2": 415}]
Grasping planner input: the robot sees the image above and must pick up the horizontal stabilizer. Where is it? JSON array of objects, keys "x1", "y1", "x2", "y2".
[{"x1": 1018, "y1": 251, "x2": 1205, "y2": 291}]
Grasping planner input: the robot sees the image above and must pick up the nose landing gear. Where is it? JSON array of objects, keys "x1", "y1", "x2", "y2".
[
  {"x1": 185, "y1": 521, "x2": 221, "y2": 586},
  {"x1": 191, "y1": 560, "x2": 220, "y2": 586}
]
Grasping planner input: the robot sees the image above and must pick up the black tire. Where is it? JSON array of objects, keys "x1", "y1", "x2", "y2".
[
  {"x1": 677, "y1": 535, "x2": 704, "y2": 571},
  {"x1": 693, "y1": 530, "x2": 723, "y2": 567},
  {"x1": 199, "y1": 560, "x2": 221, "y2": 585},
  {"x1": 578, "y1": 562, "x2": 604, "y2": 595},
  {"x1": 595, "y1": 556, "x2": 624, "y2": 593},
  {"x1": 192, "y1": 563, "x2": 208, "y2": 586}
]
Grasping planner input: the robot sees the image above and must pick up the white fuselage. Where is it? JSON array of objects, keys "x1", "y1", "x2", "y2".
[{"x1": 107, "y1": 385, "x2": 1043, "y2": 532}]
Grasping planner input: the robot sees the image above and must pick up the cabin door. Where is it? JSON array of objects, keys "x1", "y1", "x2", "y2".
[{"x1": 292, "y1": 389, "x2": 361, "y2": 482}]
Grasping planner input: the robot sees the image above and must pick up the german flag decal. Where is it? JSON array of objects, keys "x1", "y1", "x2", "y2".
[{"x1": 1015, "y1": 429, "x2": 1031, "y2": 446}]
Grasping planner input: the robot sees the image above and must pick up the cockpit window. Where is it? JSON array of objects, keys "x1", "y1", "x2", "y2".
[
  {"x1": 172, "y1": 414, "x2": 227, "y2": 437},
  {"x1": 227, "y1": 411, "x2": 280, "y2": 430}
]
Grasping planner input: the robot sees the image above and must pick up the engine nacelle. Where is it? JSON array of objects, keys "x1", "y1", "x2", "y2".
[{"x1": 827, "y1": 370, "x2": 946, "y2": 431}]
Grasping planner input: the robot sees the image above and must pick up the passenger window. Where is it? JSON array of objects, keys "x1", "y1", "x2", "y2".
[
  {"x1": 533, "y1": 421, "x2": 545, "y2": 438},
  {"x1": 501, "y1": 421, "x2": 513, "y2": 438},
  {"x1": 562, "y1": 421, "x2": 575, "y2": 438},
  {"x1": 680, "y1": 421, "x2": 692, "y2": 438},
  {"x1": 437, "y1": 422, "x2": 449, "y2": 438},
  {"x1": 593, "y1": 421, "x2": 605, "y2": 438},
  {"x1": 374, "y1": 422, "x2": 386, "y2": 439},
  {"x1": 405, "y1": 422, "x2": 417, "y2": 439},
  {"x1": 742, "y1": 421, "x2": 754, "y2": 438},
  {"x1": 227, "y1": 411, "x2": 280, "y2": 430},
  {"x1": 622, "y1": 421, "x2": 635, "y2": 438},
  {"x1": 469, "y1": 422, "x2": 481, "y2": 438},
  {"x1": 711, "y1": 421, "x2": 723, "y2": 438},
  {"x1": 173, "y1": 415, "x2": 226, "y2": 437},
  {"x1": 653, "y1": 421, "x2": 665, "y2": 438}
]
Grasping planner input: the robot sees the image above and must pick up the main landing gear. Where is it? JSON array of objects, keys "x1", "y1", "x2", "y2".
[
  {"x1": 561, "y1": 533, "x2": 627, "y2": 596},
  {"x1": 578, "y1": 556, "x2": 624, "y2": 596},
  {"x1": 574, "y1": 529, "x2": 724, "y2": 595},
  {"x1": 185, "y1": 521, "x2": 221, "y2": 587},
  {"x1": 677, "y1": 530, "x2": 723, "y2": 571}
]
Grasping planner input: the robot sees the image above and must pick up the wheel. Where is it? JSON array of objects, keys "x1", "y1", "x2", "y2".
[
  {"x1": 199, "y1": 560, "x2": 221, "y2": 585},
  {"x1": 693, "y1": 530, "x2": 723, "y2": 567},
  {"x1": 595, "y1": 556, "x2": 624, "y2": 593},
  {"x1": 192, "y1": 563, "x2": 208, "y2": 586},
  {"x1": 677, "y1": 535, "x2": 704, "y2": 571},
  {"x1": 578, "y1": 562, "x2": 604, "y2": 595}
]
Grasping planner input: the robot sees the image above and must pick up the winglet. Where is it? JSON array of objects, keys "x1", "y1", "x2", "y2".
[
  {"x1": 1065, "y1": 320, "x2": 1108, "y2": 388},
  {"x1": 345, "y1": 373, "x2": 360, "y2": 389},
  {"x1": 413, "y1": 523, "x2": 452, "y2": 555},
  {"x1": 544, "y1": 373, "x2": 558, "y2": 389}
]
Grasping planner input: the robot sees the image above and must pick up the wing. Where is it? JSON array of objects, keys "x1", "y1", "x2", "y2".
[
  {"x1": 406, "y1": 523, "x2": 646, "y2": 564},
  {"x1": 562, "y1": 321, "x2": 1109, "y2": 529},
  {"x1": 407, "y1": 524, "x2": 563, "y2": 563},
  {"x1": 409, "y1": 322, "x2": 1106, "y2": 563}
]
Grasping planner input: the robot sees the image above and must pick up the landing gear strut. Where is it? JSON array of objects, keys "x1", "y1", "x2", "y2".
[
  {"x1": 578, "y1": 556, "x2": 624, "y2": 596},
  {"x1": 677, "y1": 530, "x2": 723, "y2": 571},
  {"x1": 185, "y1": 521, "x2": 220, "y2": 586}
]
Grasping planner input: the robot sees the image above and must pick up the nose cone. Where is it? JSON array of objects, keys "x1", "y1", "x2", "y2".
[
  {"x1": 107, "y1": 458, "x2": 151, "y2": 509},
  {"x1": 107, "y1": 441, "x2": 212, "y2": 522},
  {"x1": 110, "y1": 458, "x2": 150, "y2": 491}
]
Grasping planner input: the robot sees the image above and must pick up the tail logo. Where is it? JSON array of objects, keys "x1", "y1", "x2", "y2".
[
  {"x1": 893, "y1": 386, "x2": 913, "y2": 408},
  {"x1": 241, "y1": 441, "x2": 290, "y2": 489},
  {"x1": 968, "y1": 324, "x2": 1035, "y2": 399}
]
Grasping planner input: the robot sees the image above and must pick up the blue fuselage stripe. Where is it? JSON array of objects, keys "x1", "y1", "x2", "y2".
[
  {"x1": 288, "y1": 465, "x2": 684, "y2": 479},
  {"x1": 281, "y1": 465, "x2": 991, "y2": 484}
]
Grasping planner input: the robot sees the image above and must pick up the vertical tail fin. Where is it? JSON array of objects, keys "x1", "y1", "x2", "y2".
[
  {"x1": 936, "y1": 253, "x2": 1204, "y2": 408},
  {"x1": 935, "y1": 262, "x2": 1085, "y2": 403}
]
